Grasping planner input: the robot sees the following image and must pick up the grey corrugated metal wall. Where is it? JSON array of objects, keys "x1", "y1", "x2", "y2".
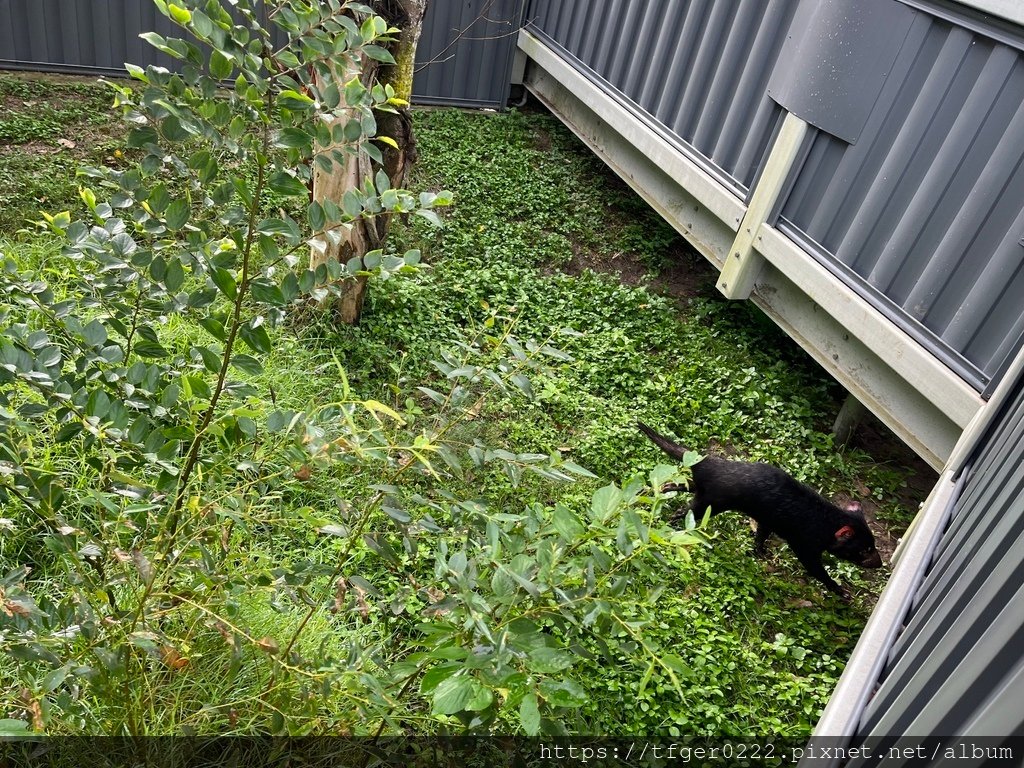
[
  {"x1": 410, "y1": 0, "x2": 525, "y2": 108},
  {"x1": 778, "y1": 7, "x2": 1024, "y2": 391},
  {"x1": 0, "y1": 0, "x2": 180, "y2": 73},
  {"x1": 844, "y1": 377, "x2": 1024, "y2": 760},
  {"x1": 525, "y1": 0, "x2": 796, "y2": 194},
  {"x1": 0, "y1": 0, "x2": 525, "y2": 109}
]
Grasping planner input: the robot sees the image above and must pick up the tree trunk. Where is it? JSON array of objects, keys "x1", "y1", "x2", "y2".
[
  {"x1": 311, "y1": 0, "x2": 429, "y2": 325},
  {"x1": 375, "y1": 0, "x2": 427, "y2": 191}
]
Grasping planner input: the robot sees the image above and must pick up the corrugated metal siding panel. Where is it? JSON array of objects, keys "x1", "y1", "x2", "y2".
[
  {"x1": 0, "y1": 0, "x2": 181, "y2": 73},
  {"x1": 0, "y1": 0, "x2": 523, "y2": 108},
  {"x1": 412, "y1": 0, "x2": 525, "y2": 108},
  {"x1": 778, "y1": 10, "x2": 1024, "y2": 388},
  {"x1": 845, "y1": 382, "x2": 1024, "y2": 758},
  {"x1": 526, "y1": 0, "x2": 795, "y2": 192}
]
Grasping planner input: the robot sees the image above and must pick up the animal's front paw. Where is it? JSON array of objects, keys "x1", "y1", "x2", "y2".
[
  {"x1": 836, "y1": 586, "x2": 854, "y2": 603},
  {"x1": 667, "y1": 509, "x2": 687, "y2": 527}
]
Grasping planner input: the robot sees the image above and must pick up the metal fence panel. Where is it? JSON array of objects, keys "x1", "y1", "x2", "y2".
[
  {"x1": 767, "y1": 0, "x2": 917, "y2": 144},
  {"x1": 842, "y1": 381, "x2": 1024, "y2": 760},
  {"x1": 525, "y1": 0, "x2": 796, "y2": 193},
  {"x1": 411, "y1": 0, "x2": 525, "y2": 108},
  {"x1": 0, "y1": 0, "x2": 181, "y2": 73},
  {"x1": 0, "y1": 0, "x2": 524, "y2": 108},
  {"x1": 777, "y1": 8, "x2": 1024, "y2": 389}
]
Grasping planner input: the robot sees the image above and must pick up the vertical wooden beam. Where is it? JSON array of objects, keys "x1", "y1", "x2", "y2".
[
  {"x1": 832, "y1": 392, "x2": 868, "y2": 447},
  {"x1": 716, "y1": 111, "x2": 810, "y2": 299}
]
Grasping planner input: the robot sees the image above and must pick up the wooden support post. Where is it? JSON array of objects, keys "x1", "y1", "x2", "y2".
[
  {"x1": 717, "y1": 112, "x2": 810, "y2": 299},
  {"x1": 833, "y1": 392, "x2": 868, "y2": 448}
]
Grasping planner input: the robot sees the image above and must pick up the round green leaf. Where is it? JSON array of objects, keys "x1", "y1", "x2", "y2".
[
  {"x1": 268, "y1": 171, "x2": 309, "y2": 198},
  {"x1": 160, "y1": 115, "x2": 190, "y2": 142},
  {"x1": 307, "y1": 201, "x2": 326, "y2": 232},
  {"x1": 431, "y1": 675, "x2": 491, "y2": 716},
  {"x1": 165, "y1": 199, "x2": 190, "y2": 231},
  {"x1": 210, "y1": 267, "x2": 237, "y2": 299},
  {"x1": 164, "y1": 258, "x2": 185, "y2": 292},
  {"x1": 167, "y1": 3, "x2": 192, "y2": 24}
]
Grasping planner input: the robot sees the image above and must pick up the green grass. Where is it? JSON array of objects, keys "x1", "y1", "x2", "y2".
[
  {"x1": 361, "y1": 107, "x2": 918, "y2": 735},
  {"x1": 0, "y1": 76, "x2": 113, "y2": 140},
  {"x1": 0, "y1": 73, "x2": 927, "y2": 737},
  {"x1": 0, "y1": 75, "x2": 128, "y2": 233}
]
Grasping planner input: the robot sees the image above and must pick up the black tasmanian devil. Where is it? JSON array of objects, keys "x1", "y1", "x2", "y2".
[{"x1": 638, "y1": 422, "x2": 883, "y2": 599}]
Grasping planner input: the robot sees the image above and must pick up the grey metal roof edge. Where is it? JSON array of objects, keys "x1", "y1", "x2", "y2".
[
  {"x1": 0, "y1": 65, "x2": 508, "y2": 110},
  {"x1": 0, "y1": 59, "x2": 126, "y2": 78},
  {"x1": 802, "y1": 340, "x2": 1024, "y2": 763},
  {"x1": 946, "y1": 343, "x2": 1024, "y2": 476},
  {"x1": 900, "y1": 0, "x2": 1024, "y2": 45},
  {"x1": 955, "y1": 0, "x2": 1024, "y2": 26},
  {"x1": 756, "y1": 227, "x2": 982, "y2": 435},
  {"x1": 0, "y1": 66, "x2": 508, "y2": 111},
  {"x1": 798, "y1": 467, "x2": 963, "y2": 767},
  {"x1": 776, "y1": 217, "x2": 989, "y2": 391},
  {"x1": 410, "y1": 96, "x2": 504, "y2": 109}
]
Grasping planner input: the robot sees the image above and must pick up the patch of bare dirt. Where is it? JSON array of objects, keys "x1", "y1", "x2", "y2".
[
  {"x1": 0, "y1": 140, "x2": 54, "y2": 156},
  {"x1": 848, "y1": 414, "x2": 939, "y2": 557},
  {"x1": 561, "y1": 237, "x2": 719, "y2": 302},
  {"x1": 531, "y1": 124, "x2": 553, "y2": 153},
  {"x1": 1, "y1": 91, "x2": 24, "y2": 111}
]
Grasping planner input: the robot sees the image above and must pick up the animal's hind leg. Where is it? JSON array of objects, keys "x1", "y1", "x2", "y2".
[
  {"x1": 655, "y1": 483, "x2": 691, "y2": 524},
  {"x1": 688, "y1": 493, "x2": 715, "y2": 522},
  {"x1": 660, "y1": 482, "x2": 688, "y2": 494}
]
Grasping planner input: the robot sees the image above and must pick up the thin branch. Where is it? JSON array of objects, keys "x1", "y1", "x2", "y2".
[{"x1": 413, "y1": 0, "x2": 516, "y2": 72}]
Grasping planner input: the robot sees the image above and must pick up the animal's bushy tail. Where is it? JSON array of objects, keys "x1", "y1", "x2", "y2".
[{"x1": 637, "y1": 421, "x2": 688, "y2": 461}]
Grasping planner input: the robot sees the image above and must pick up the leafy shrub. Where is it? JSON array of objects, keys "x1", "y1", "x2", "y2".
[{"x1": 0, "y1": 1, "x2": 717, "y2": 738}]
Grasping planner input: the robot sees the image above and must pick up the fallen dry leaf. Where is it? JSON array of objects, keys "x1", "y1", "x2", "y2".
[
  {"x1": 160, "y1": 645, "x2": 190, "y2": 670},
  {"x1": 330, "y1": 578, "x2": 347, "y2": 614},
  {"x1": 20, "y1": 689, "x2": 43, "y2": 731},
  {"x1": 352, "y1": 585, "x2": 370, "y2": 620}
]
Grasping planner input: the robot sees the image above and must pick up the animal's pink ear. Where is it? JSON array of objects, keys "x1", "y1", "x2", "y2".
[
  {"x1": 845, "y1": 501, "x2": 863, "y2": 515},
  {"x1": 835, "y1": 525, "x2": 855, "y2": 541}
]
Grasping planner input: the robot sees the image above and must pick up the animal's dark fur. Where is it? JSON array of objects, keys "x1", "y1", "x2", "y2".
[{"x1": 638, "y1": 422, "x2": 883, "y2": 599}]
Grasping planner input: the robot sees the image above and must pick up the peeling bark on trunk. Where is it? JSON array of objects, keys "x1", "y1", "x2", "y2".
[
  {"x1": 311, "y1": 0, "x2": 429, "y2": 326},
  {"x1": 376, "y1": 0, "x2": 427, "y2": 190},
  {"x1": 310, "y1": 55, "x2": 376, "y2": 324},
  {"x1": 311, "y1": 141, "x2": 375, "y2": 322}
]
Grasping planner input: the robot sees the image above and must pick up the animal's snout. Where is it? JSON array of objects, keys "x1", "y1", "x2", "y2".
[{"x1": 861, "y1": 550, "x2": 883, "y2": 568}]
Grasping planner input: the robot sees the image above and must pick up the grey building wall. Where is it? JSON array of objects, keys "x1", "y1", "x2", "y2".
[
  {"x1": 525, "y1": 0, "x2": 796, "y2": 194},
  {"x1": 777, "y1": 5, "x2": 1024, "y2": 391},
  {"x1": 409, "y1": 0, "x2": 526, "y2": 108},
  {"x1": 0, "y1": 0, "x2": 180, "y2": 73},
  {"x1": 0, "y1": 0, "x2": 525, "y2": 108}
]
